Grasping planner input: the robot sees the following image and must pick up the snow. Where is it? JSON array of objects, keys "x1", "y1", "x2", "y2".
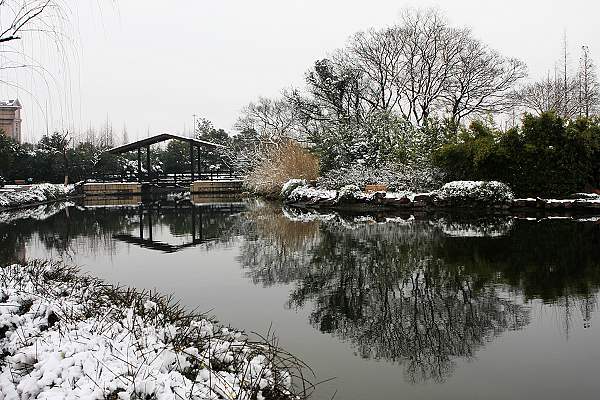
[
  {"x1": 166, "y1": 191, "x2": 191, "y2": 202},
  {"x1": 280, "y1": 179, "x2": 307, "y2": 199},
  {"x1": 0, "y1": 184, "x2": 75, "y2": 209},
  {"x1": 431, "y1": 218, "x2": 514, "y2": 237},
  {"x1": 0, "y1": 262, "x2": 297, "y2": 400},
  {"x1": 286, "y1": 186, "x2": 337, "y2": 204},
  {"x1": 436, "y1": 181, "x2": 514, "y2": 204},
  {"x1": 0, "y1": 202, "x2": 74, "y2": 225}
]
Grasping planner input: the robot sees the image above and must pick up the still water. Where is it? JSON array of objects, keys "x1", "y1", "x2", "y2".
[{"x1": 2, "y1": 199, "x2": 600, "y2": 399}]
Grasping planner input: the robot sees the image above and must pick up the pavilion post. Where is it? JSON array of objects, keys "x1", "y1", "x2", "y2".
[
  {"x1": 146, "y1": 146, "x2": 151, "y2": 182},
  {"x1": 137, "y1": 148, "x2": 142, "y2": 183},
  {"x1": 190, "y1": 142, "x2": 195, "y2": 182}
]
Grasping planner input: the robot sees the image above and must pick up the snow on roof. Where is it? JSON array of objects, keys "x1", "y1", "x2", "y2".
[
  {"x1": 0, "y1": 99, "x2": 21, "y2": 108},
  {"x1": 106, "y1": 133, "x2": 226, "y2": 154}
]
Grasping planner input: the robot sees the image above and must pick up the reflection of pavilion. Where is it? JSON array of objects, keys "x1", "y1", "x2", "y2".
[{"x1": 113, "y1": 202, "x2": 245, "y2": 253}]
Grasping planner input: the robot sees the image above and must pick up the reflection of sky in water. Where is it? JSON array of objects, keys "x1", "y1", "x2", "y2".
[{"x1": 1, "y1": 201, "x2": 600, "y2": 400}]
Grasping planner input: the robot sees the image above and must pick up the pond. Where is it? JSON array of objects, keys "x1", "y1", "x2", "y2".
[{"x1": 1, "y1": 198, "x2": 600, "y2": 400}]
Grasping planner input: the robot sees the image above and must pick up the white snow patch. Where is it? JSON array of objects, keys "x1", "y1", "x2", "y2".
[
  {"x1": 0, "y1": 184, "x2": 75, "y2": 209},
  {"x1": 0, "y1": 262, "x2": 296, "y2": 400}
]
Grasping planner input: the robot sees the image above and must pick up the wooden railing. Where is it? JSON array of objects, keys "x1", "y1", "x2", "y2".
[{"x1": 91, "y1": 169, "x2": 241, "y2": 185}]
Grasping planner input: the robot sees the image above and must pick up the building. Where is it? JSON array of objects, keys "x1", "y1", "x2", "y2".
[{"x1": 0, "y1": 99, "x2": 22, "y2": 143}]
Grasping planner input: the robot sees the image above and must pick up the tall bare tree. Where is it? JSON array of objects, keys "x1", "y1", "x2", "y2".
[
  {"x1": 518, "y1": 43, "x2": 599, "y2": 119},
  {"x1": 578, "y1": 46, "x2": 600, "y2": 118}
]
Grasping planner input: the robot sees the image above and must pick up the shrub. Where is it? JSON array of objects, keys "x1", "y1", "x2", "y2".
[
  {"x1": 244, "y1": 140, "x2": 320, "y2": 197},
  {"x1": 317, "y1": 163, "x2": 444, "y2": 192},
  {"x1": 433, "y1": 113, "x2": 600, "y2": 197},
  {"x1": 436, "y1": 181, "x2": 514, "y2": 206}
]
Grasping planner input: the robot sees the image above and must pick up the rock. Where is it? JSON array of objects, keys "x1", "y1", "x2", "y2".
[
  {"x1": 380, "y1": 196, "x2": 412, "y2": 208},
  {"x1": 365, "y1": 184, "x2": 388, "y2": 193},
  {"x1": 535, "y1": 197, "x2": 547, "y2": 208},
  {"x1": 546, "y1": 200, "x2": 574, "y2": 209},
  {"x1": 512, "y1": 198, "x2": 537, "y2": 208},
  {"x1": 413, "y1": 193, "x2": 435, "y2": 203},
  {"x1": 573, "y1": 199, "x2": 600, "y2": 209}
]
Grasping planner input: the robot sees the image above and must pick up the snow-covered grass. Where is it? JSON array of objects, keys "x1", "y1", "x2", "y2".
[
  {"x1": 0, "y1": 184, "x2": 76, "y2": 210},
  {"x1": 0, "y1": 261, "x2": 313, "y2": 400}
]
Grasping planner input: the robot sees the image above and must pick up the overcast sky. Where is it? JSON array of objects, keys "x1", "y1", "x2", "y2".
[{"x1": 4, "y1": 0, "x2": 600, "y2": 142}]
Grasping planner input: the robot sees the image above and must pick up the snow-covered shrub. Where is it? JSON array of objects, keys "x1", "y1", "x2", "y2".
[
  {"x1": 281, "y1": 178, "x2": 308, "y2": 199},
  {"x1": 286, "y1": 186, "x2": 337, "y2": 204},
  {"x1": 338, "y1": 184, "x2": 361, "y2": 200},
  {"x1": 317, "y1": 163, "x2": 444, "y2": 192},
  {"x1": 436, "y1": 181, "x2": 514, "y2": 206},
  {"x1": 244, "y1": 140, "x2": 320, "y2": 197}
]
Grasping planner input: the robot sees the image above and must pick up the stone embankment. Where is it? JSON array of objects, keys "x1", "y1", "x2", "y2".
[{"x1": 282, "y1": 180, "x2": 600, "y2": 212}]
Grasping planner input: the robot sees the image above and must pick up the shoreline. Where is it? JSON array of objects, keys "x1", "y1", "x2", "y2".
[
  {"x1": 0, "y1": 260, "x2": 311, "y2": 399},
  {"x1": 282, "y1": 182, "x2": 600, "y2": 214}
]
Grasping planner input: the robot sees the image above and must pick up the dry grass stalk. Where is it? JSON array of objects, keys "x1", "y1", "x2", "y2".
[{"x1": 244, "y1": 141, "x2": 319, "y2": 198}]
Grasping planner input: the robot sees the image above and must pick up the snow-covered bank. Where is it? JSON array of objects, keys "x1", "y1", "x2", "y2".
[
  {"x1": 0, "y1": 261, "x2": 309, "y2": 400},
  {"x1": 282, "y1": 180, "x2": 600, "y2": 212},
  {"x1": 0, "y1": 184, "x2": 77, "y2": 210}
]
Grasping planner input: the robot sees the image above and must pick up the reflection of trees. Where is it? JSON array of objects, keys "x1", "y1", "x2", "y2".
[
  {"x1": 435, "y1": 219, "x2": 600, "y2": 302},
  {"x1": 239, "y1": 202, "x2": 322, "y2": 285},
  {"x1": 240, "y1": 208, "x2": 600, "y2": 383}
]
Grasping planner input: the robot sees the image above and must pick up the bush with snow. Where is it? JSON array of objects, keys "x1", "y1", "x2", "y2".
[
  {"x1": 286, "y1": 186, "x2": 338, "y2": 204},
  {"x1": 436, "y1": 181, "x2": 514, "y2": 206},
  {"x1": 280, "y1": 179, "x2": 308, "y2": 199},
  {"x1": 338, "y1": 184, "x2": 361, "y2": 200},
  {"x1": 0, "y1": 261, "x2": 308, "y2": 400},
  {"x1": 317, "y1": 163, "x2": 444, "y2": 192}
]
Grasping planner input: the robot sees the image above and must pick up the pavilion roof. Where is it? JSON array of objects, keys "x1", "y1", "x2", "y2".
[{"x1": 106, "y1": 133, "x2": 225, "y2": 154}]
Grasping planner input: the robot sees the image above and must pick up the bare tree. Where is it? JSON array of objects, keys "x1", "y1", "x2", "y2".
[
  {"x1": 518, "y1": 43, "x2": 598, "y2": 119},
  {"x1": 515, "y1": 75, "x2": 563, "y2": 116},
  {"x1": 235, "y1": 96, "x2": 301, "y2": 148},
  {"x1": 297, "y1": 8, "x2": 526, "y2": 130},
  {"x1": 443, "y1": 39, "x2": 526, "y2": 127},
  {"x1": 121, "y1": 123, "x2": 129, "y2": 145},
  {"x1": 0, "y1": 1, "x2": 65, "y2": 43},
  {"x1": 578, "y1": 46, "x2": 600, "y2": 118},
  {"x1": 99, "y1": 117, "x2": 114, "y2": 149},
  {"x1": 0, "y1": 1, "x2": 71, "y2": 84}
]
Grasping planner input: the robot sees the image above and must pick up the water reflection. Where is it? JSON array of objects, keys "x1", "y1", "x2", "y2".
[
  {"x1": 239, "y1": 205, "x2": 600, "y2": 382},
  {"x1": 1, "y1": 200, "x2": 600, "y2": 388},
  {"x1": 112, "y1": 202, "x2": 245, "y2": 253},
  {"x1": 0, "y1": 198, "x2": 245, "y2": 263}
]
